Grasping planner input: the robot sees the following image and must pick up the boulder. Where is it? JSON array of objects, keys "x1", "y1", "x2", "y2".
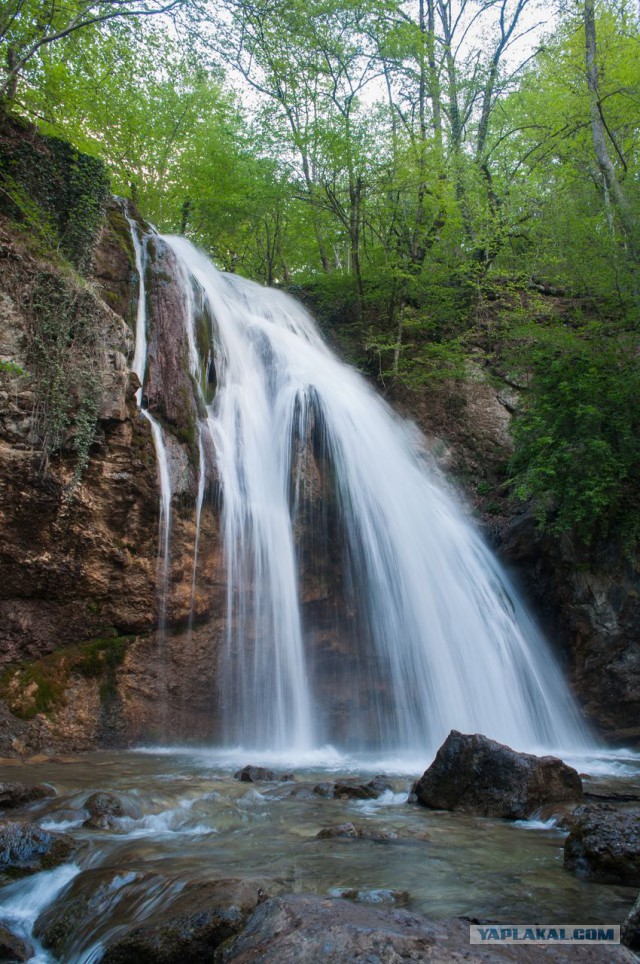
[
  {"x1": 564, "y1": 805, "x2": 640, "y2": 885},
  {"x1": 0, "y1": 783, "x2": 55, "y2": 810},
  {"x1": 82, "y1": 791, "x2": 139, "y2": 829},
  {"x1": 100, "y1": 877, "x2": 277, "y2": 963},
  {"x1": 234, "y1": 767, "x2": 293, "y2": 783},
  {"x1": 0, "y1": 822, "x2": 78, "y2": 880},
  {"x1": 219, "y1": 894, "x2": 635, "y2": 962},
  {"x1": 414, "y1": 731, "x2": 583, "y2": 819},
  {"x1": 312, "y1": 781, "x2": 380, "y2": 801}
]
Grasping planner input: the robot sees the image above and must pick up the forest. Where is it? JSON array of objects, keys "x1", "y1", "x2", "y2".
[{"x1": 1, "y1": 0, "x2": 639, "y2": 549}]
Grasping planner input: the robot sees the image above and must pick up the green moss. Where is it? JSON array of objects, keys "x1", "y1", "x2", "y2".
[
  {"x1": 106, "y1": 207, "x2": 136, "y2": 263},
  {"x1": 0, "y1": 635, "x2": 135, "y2": 719},
  {"x1": 0, "y1": 114, "x2": 110, "y2": 273}
]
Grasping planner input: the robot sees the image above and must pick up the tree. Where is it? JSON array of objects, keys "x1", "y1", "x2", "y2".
[
  {"x1": 0, "y1": 0, "x2": 184, "y2": 105},
  {"x1": 584, "y1": 0, "x2": 637, "y2": 256}
]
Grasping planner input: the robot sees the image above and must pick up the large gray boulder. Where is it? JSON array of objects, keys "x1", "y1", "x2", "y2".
[
  {"x1": 414, "y1": 731, "x2": 583, "y2": 819},
  {"x1": 219, "y1": 894, "x2": 634, "y2": 962},
  {"x1": 564, "y1": 805, "x2": 640, "y2": 886}
]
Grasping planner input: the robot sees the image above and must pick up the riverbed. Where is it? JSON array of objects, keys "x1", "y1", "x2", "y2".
[{"x1": 0, "y1": 746, "x2": 638, "y2": 962}]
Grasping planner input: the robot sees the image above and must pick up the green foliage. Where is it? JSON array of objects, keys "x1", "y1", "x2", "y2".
[
  {"x1": 0, "y1": 359, "x2": 25, "y2": 376},
  {"x1": 24, "y1": 271, "x2": 104, "y2": 479},
  {"x1": 0, "y1": 115, "x2": 111, "y2": 271},
  {"x1": 509, "y1": 326, "x2": 640, "y2": 548}
]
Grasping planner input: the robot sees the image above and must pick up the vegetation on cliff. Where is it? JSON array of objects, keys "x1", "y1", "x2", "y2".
[{"x1": 0, "y1": 0, "x2": 639, "y2": 549}]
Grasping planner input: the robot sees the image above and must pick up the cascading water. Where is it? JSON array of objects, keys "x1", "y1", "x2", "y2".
[
  {"x1": 126, "y1": 211, "x2": 173, "y2": 643},
  {"x1": 154, "y1": 235, "x2": 590, "y2": 758}
]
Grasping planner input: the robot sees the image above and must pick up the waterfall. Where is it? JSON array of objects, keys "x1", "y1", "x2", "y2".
[
  {"x1": 154, "y1": 235, "x2": 590, "y2": 757},
  {"x1": 126, "y1": 212, "x2": 173, "y2": 649},
  {"x1": 126, "y1": 213, "x2": 147, "y2": 406}
]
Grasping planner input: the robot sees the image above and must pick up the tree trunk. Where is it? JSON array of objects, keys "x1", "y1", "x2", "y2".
[{"x1": 584, "y1": 0, "x2": 637, "y2": 252}]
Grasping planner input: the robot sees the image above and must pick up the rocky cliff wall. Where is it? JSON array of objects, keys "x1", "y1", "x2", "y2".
[{"x1": 0, "y1": 117, "x2": 229, "y2": 753}]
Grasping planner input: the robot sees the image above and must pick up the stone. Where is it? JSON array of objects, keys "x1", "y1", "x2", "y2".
[
  {"x1": 414, "y1": 731, "x2": 583, "y2": 819},
  {"x1": 317, "y1": 822, "x2": 360, "y2": 838},
  {"x1": 219, "y1": 894, "x2": 635, "y2": 962},
  {"x1": 234, "y1": 767, "x2": 276, "y2": 783},
  {"x1": 82, "y1": 791, "x2": 139, "y2": 829},
  {"x1": 316, "y1": 823, "x2": 397, "y2": 841},
  {"x1": 0, "y1": 925, "x2": 29, "y2": 961},
  {"x1": 564, "y1": 805, "x2": 640, "y2": 885},
  {"x1": 312, "y1": 781, "x2": 379, "y2": 801},
  {"x1": 234, "y1": 767, "x2": 293, "y2": 783},
  {"x1": 0, "y1": 821, "x2": 78, "y2": 879},
  {"x1": 0, "y1": 782, "x2": 55, "y2": 810},
  {"x1": 99, "y1": 877, "x2": 277, "y2": 963}
]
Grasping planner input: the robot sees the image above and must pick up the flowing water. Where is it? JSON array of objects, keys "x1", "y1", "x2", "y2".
[
  {"x1": 125, "y1": 211, "x2": 173, "y2": 681},
  {"x1": 0, "y1": 750, "x2": 638, "y2": 962},
  {"x1": 161, "y1": 236, "x2": 591, "y2": 758}
]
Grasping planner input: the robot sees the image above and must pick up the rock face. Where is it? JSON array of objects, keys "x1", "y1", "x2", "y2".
[
  {"x1": 219, "y1": 894, "x2": 634, "y2": 963},
  {"x1": 501, "y1": 514, "x2": 640, "y2": 744},
  {"x1": 0, "y1": 204, "x2": 227, "y2": 751},
  {"x1": 0, "y1": 119, "x2": 228, "y2": 753},
  {"x1": 564, "y1": 805, "x2": 640, "y2": 885},
  {"x1": 414, "y1": 731, "x2": 583, "y2": 819}
]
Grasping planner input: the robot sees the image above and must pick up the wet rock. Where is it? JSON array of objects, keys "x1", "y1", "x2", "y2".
[
  {"x1": 312, "y1": 781, "x2": 379, "y2": 801},
  {"x1": 0, "y1": 926, "x2": 29, "y2": 961},
  {"x1": 219, "y1": 894, "x2": 634, "y2": 962},
  {"x1": 367, "y1": 775, "x2": 394, "y2": 794},
  {"x1": 100, "y1": 877, "x2": 277, "y2": 963},
  {"x1": 82, "y1": 791, "x2": 139, "y2": 829},
  {"x1": 0, "y1": 782, "x2": 55, "y2": 810},
  {"x1": 0, "y1": 822, "x2": 78, "y2": 880},
  {"x1": 622, "y1": 892, "x2": 640, "y2": 950},
  {"x1": 500, "y1": 511, "x2": 640, "y2": 746},
  {"x1": 317, "y1": 823, "x2": 397, "y2": 841},
  {"x1": 234, "y1": 767, "x2": 293, "y2": 783},
  {"x1": 317, "y1": 822, "x2": 361, "y2": 838},
  {"x1": 335, "y1": 888, "x2": 410, "y2": 906},
  {"x1": 414, "y1": 731, "x2": 583, "y2": 819},
  {"x1": 564, "y1": 805, "x2": 640, "y2": 885}
]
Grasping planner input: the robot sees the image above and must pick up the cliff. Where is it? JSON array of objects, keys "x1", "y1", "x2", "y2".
[{"x1": 0, "y1": 115, "x2": 225, "y2": 753}]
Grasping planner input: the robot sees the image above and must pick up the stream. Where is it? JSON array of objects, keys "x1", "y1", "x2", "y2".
[{"x1": 0, "y1": 746, "x2": 638, "y2": 961}]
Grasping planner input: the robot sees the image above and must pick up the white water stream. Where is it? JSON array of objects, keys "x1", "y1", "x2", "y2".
[
  {"x1": 126, "y1": 212, "x2": 173, "y2": 644},
  {"x1": 160, "y1": 236, "x2": 591, "y2": 758}
]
